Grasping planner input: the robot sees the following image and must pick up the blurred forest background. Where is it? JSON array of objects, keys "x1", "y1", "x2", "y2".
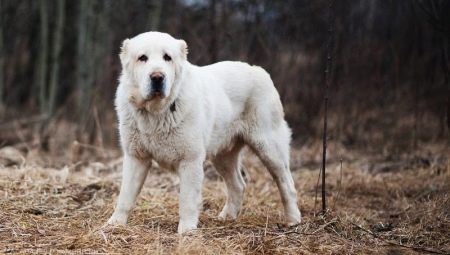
[{"x1": 0, "y1": 0, "x2": 449, "y2": 157}]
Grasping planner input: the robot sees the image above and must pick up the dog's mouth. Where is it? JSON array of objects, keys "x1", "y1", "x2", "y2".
[
  {"x1": 145, "y1": 92, "x2": 166, "y2": 100},
  {"x1": 129, "y1": 92, "x2": 166, "y2": 110}
]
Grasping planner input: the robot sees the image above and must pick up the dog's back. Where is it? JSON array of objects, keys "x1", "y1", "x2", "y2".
[{"x1": 201, "y1": 61, "x2": 285, "y2": 127}]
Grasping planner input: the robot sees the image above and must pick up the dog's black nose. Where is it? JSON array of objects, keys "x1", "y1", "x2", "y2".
[{"x1": 150, "y1": 72, "x2": 165, "y2": 83}]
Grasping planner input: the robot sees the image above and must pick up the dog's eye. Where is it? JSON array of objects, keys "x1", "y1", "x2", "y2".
[
  {"x1": 163, "y1": 54, "x2": 172, "y2": 61},
  {"x1": 138, "y1": 55, "x2": 148, "y2": 62}
]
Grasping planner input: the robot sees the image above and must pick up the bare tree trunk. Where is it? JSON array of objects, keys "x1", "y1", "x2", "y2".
[
  {"x1": 89, "y1": 0, "x2": 110, "y2": 144},
  {"x1": 147, "y1": 0, "x2": 162, "y2": 31},
  {"x1": 209, "y1": 0, "x2": 218, "y2": 62},
  {"x1": 37, "y1": 0, "x2": 49, "y2": 114},
  {"x1": 447, "y1": 90, "x2": 450, "y2": 136},
  {"x1": 321, "y1": 0, "x2": 335, "y2": 215},
  {"x1": 76, "y1": 0, "x2": 93, "y2": 118},
  {"x1": 414, "y1": 0, "x2": 450, "y2": 138},
  {"x1": 444, "y1": 37, "x2": 450, "y2": 136},
  {"x1": 0, "y1": 0, "x2": 4, "y2": 110},
  {"x1": 48, "y1": 0, "x2": 66, "y2": 115}
]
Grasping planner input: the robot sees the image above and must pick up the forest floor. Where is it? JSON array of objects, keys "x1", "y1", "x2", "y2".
[{"x1": 0, "y1": 142, "x2": 449, "y2": 254}]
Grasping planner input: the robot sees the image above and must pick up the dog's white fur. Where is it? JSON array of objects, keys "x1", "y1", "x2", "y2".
[{"x1": 107, "y1": 32, "x2": 301, "y2": 234}]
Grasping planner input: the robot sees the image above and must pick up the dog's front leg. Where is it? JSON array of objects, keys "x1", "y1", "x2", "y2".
[
  {"x1": 107, "y1": 154, "x2": 149, "y2": 225},
  {"x1": 177, "y1": 159, "x2": 204, "y2": 234}
]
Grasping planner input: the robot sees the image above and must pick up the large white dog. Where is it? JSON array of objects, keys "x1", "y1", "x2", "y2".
[{"x1": 107, "y1": 32, "x2": 301, "y2": 234}]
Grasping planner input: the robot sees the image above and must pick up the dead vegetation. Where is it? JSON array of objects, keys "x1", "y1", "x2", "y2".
[{"x1": 0, "y1": 143, "x2": 449, "y2": 254}]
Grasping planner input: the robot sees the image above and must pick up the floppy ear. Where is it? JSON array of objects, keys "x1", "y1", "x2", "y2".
[
  {"x1": 179, "y1": 40, "x2": 188, "y2": 59},
  {"x1": 119, "y1": 39, "x2": 130, "y2": 66}
]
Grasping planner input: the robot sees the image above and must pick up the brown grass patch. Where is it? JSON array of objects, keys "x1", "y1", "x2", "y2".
[{"x1": 0, "y1": 146, "x2": 449, "y2": 254}]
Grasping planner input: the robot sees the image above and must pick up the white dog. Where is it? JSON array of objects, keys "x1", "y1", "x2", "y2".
[{"x1": 107, "y1": 32, "x2": 301, "y2": 234}]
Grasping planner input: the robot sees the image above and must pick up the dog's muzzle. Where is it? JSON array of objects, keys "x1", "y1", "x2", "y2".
[{"x1": 149, "y1": 72, "x2": 166, "y2": 97}]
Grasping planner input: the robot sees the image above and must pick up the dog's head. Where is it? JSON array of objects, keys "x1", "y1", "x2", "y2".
[{"x1": 119, "y1": 32, "x2": 188, "y2": 111}]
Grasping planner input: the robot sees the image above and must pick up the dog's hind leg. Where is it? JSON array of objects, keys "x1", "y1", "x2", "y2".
[
  {"x1": 247, "y1": 122, "x2": 301, "y2": 225},
  {"x1": 214, "y1": 142, "x2": 246, "y2": 220}
]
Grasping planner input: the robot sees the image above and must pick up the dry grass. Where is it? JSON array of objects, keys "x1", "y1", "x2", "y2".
[{"x1": 0, "y1": 144, "x2": 449, "y2": 254}]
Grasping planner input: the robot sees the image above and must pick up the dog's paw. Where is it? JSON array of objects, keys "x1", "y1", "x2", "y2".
[
  {"x1": 285, "y1": 209, "x2": 301, "y2": 226},
  {"x1": 218, "y1": 210, "x2": 237, "y2": 221},
  {"x1": 106, "y1": 214, "x2": 128, "y2": 226},
  {"x1": 218, "y1": 211, "x2": 227, "y2": 221},
  {"x1": 178, "y1": 222, "x2": 198, "y2": 234},
  {"x1": 218, "y1": 205, "x2": 239, "y2": 221}
]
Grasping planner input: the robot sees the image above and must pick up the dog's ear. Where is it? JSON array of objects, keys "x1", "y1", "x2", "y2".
[
  {"x1": 120, "y1": 38, "x2": 130, "y2": 66},
  {"x1": 179, "y1": 40, "x2": 188, "y2": 59}
]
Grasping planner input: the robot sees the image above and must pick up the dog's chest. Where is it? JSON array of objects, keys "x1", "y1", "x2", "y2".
[{"x1": 124, "y1": 121, "x2": 186, "y2": 170}]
